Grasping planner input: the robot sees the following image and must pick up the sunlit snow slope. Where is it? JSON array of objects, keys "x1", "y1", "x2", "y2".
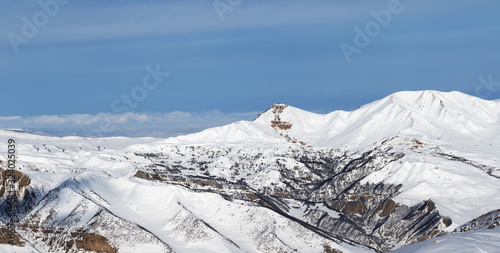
[{"x1": 0, "y1": 90, "x2": 498, "y2": 253}]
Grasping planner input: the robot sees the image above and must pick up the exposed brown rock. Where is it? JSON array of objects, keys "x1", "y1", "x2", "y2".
[
  {"x1": 489, "y1": 221, "x2": 499, "y2": 229},
  {"x1": 0, "y1": 228, "x2": 24, "y2": 246},
  {"x1": 70, "y1": 232, "x2": 118, "y2": 253},
  {"x1": 134, "y1": 170, "x2": 163, "y2": 181},
  {"x1": 427, "y1": 200, "x2": 436, "y2": 212},
  {"x1": 0, "y1": 167, "x2": 31, "y2": 200},
  {"x1": 273, "y1": 189, "x2": 292, "y2": 198},
  {"x1": 24, "y1": 227, "x2": 117, "y2": 252},
  {"x1": 442, "y1": 217, "x2": 452, "y2": 227},
  {"x1": 371, "y1": 199, "x2": 397, "y2": 217},
  {"x1": 246, "y1": 193, "x2": 258, "y2": 201},
  {"x1": 331, "y1": 200, "x2": 367, "y2": 215},
  {"x1": 271, "y1": 120, "x2": 292, "y2": 130},
  {"x1": 134, "y1": 170, "x2": 150, "y2": 180},
  {"x1": 323, "y1": 244, "x2": 343, "y2": 253},
  {"x1": 192, "y1": 179, "x2": 223, "y2": 189},
  {"x1": 272, "y1": 104, "x2": 288, "y2": 114}
]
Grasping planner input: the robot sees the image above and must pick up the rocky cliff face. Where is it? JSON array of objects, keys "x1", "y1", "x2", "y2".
[{"x1": 132, "y1": 140, "x2": 451, "y2": 252}]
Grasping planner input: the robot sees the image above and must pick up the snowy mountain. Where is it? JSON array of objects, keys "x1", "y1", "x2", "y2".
[{"x1": 0, "y1": 90, "x2": 498, "y2": 252}]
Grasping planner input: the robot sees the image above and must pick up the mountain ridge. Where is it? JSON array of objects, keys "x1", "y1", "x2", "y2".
[
  {"x1": 159, "y1": 90, "x2": 500, "y2": 152},
  {"x1": 0, "y1": 90, "x2": 498, "y2": 252}
]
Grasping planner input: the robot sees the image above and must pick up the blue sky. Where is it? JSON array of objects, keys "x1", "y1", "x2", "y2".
[{"x1": 1, "y1": 0, "x2": 499, "y2": 137}]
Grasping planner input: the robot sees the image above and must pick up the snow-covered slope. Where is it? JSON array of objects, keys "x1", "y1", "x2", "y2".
[
  {"x1": 391, "y1": 228, "x2": 500, "y2": 253},
  {"x1": 0, "y1": 90, "x2": 498, "y2": 252},
  {"x1": 157, "y1": 90, "x2": 500, "y2": 152}
]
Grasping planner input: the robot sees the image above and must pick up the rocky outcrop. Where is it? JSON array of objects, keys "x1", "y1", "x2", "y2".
[
  {"x1": 454, "y1": 209, "x2": 500, "y2": 232},
  {"x1": 0, "y1": 166, "x2": 31, "y2": 201},
  {"x1": 133, "y1": 144, "x2": 450, "y2": 252}
]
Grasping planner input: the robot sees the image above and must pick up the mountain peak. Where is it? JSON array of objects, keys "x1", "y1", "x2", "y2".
[
  {"x1": 386, "y1": 90, "x2": 487, "y2": 110},
  {"x1": 255, "y1": 103, "x2": 289, "y2": 120},
  {"x1": 255, "y1": 103, "x2": 293, "y2": 133}
]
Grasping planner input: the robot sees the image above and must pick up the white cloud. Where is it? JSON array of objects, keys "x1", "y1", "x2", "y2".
[
  {"x1": 29, "y1": 115, "x2": 66, "y2": 125},
  {"x1": 0, "y1": 111, "x2": 256, "y2": 138},
  {"x1": 0, "y1": 116, "x2": 22, "y2": 121}
]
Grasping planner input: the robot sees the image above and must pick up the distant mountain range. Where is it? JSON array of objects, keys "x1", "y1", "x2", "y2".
[{"x1": 0, "y1": 90, "x2": 499, "y2": 252}]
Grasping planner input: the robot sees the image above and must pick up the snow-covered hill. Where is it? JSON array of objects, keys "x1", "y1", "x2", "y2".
[
  {"x1": 0, "y1": 90, "x2": 498, "y2": 252},
  {"x1": 164, "y1": 90, "x2": 500, "y2": 152}
]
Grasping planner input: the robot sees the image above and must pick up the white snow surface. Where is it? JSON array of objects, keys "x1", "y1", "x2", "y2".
[
  {"x1": 0, "y1": 90, "x2": 499, "y2": 252},
  {"x1": 391, "y1": 228, "x2": 500, "y2": 253}
]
